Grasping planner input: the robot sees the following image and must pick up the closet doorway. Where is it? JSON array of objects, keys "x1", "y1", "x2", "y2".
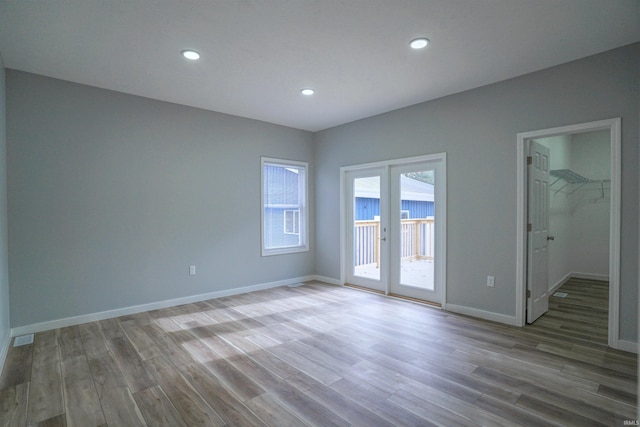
[{"x1": 516, "y1": 118, "x2": 621, "y2": 348}]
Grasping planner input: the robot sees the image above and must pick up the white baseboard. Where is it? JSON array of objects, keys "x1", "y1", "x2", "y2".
[
  {"x1": 613, "y1": 338, "x2": 639, "y2": 354},
  {"x1": 570, "y1": 272, "x2": 610, "y2": 282},
  {"x1": 549, "y1": 272, "x2": 572, "y2": 294},
  {"x1": 445, "y1": 304, "x2": 520, "y2": 326},
  {"x1": 549, "y1": 272, "x2": 634, "y2": 354},
  {"x1": 310, "y1": 275, "x2": 342, "y2": 286},
  {"x1": 311, "y1": 279, "x2": 518, "y2": 328},
  {"x1": 0, "y1": 329, "x2": 10, "y2": 378},
  {"x1": 549, "y1": 272, "x2": 610, "y2": 295},
  {"x1": 11, "y1": 275, "x2": 316, "y2": 337}
]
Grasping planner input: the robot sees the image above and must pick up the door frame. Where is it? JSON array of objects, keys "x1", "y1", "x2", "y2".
[
  {"x1": 340, "y1": 153, "x2": 447, "y2": 308},
  {"x1": 515, "y1": 118, "x2": 621, "y2": 349}
]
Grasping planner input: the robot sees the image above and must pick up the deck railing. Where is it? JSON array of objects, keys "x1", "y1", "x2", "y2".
[{"x1": 354, "y1": 218, "x2": 434, "y2": 267}]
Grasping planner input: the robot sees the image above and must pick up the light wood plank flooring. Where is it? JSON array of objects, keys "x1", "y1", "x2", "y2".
[{"x1": 0, "y1": 279, "x2": 636, "y2": 426}]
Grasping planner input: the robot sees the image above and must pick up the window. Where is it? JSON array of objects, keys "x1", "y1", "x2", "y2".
[
  {"x1": 261, "y1": 158, "x2": 308, "y2": 256},
  {"x1": 284, "y1": 209, "x2": 300, "y2": 235}
]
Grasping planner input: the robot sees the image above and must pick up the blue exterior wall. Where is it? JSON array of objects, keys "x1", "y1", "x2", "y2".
[
  {"x1": 355, "y1": 197, "x2": 380, "y2": 220},
  {"x1": 263, "y1": 164, "x2": 300, "y2": 205},
  {"x1": 263, "y1": 163, "x2": 302, "y2": 248},
  {"x1": 355, "y1": 197, "x2": 434, "y2": 220},
  {"x1": 401, "y1": 200, "x2": 434, "y2": 219},
  {"x1": 263, "y1": 207, "x2": 300, "y2": 248}
]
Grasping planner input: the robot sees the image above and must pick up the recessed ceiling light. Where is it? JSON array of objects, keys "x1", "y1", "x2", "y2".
[
  {"x1": 300, "y1": 88, "x2": 315, "y2": 96},
  {"x1": 181, "y1": 50, "x2": 200, "y2": 60},
  {"x1": 410, "y1": 38, "x2": 429, "y2": 49}
]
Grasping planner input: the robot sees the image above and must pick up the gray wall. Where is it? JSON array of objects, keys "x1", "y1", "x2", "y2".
[
  {"x1": 5, "y1": 44, "x2": 639, "y2": 345},
  {"x1": 7, "y1": 71, "x2": 315, "y2": 328},
  {"x1": 315, "y1": 43, "x2": 639, "y2": 341},
  {"x1": 0, "y1": 55, "x2": 10, "y2": 353}
]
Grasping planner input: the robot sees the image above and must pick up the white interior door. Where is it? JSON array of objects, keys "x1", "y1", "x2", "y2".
[
  {"x1": 527, "y1": 140, "x2": 550, "y2": 323},
  {"x1": 344, "y1": 154, "x2": 446, "y2": 305}
]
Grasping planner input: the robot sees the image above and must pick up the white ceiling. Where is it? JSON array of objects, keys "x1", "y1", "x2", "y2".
[{"x1": 0, "y1": 1, "x2": 638, "y2": 132}]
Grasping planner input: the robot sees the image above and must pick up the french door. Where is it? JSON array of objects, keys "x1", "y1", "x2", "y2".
[{"x1": 343, "y1": 154, "x2": 446, "y2": 304}]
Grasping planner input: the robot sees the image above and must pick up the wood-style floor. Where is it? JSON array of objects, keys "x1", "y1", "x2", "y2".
[{"x1": 0, "y1": 278, "x2": 636, "y2": 426}]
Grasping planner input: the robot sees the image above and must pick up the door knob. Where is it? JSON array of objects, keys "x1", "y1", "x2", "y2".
[{"x1": 547, "y1": 235, "x2": 555, "y2": 241}]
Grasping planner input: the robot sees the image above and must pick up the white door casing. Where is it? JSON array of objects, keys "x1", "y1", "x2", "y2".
[
  {"x1": 527, "y1": 140, "x2": 550, "y2": 323},
  {"x1": 513, "y1": 117, "x2": 624, "y2": 352},
  {"x1": 516, "y1": 119, "x2": 622, "y2": 350}
]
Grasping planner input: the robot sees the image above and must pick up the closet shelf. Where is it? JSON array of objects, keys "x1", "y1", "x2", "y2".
[
  {"x1": 550, "y1": 169, "x2": 589, "y2": 184},
  {"x1": 550, "y1": 169, "x2": 610, "y2": 195}
]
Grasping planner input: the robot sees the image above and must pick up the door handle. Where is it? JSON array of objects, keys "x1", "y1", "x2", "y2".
[
  {"x1": 379, "y1": 237, "x2": 386, "y2": 241},
  {"x1": 547, "y1": 235, "x2": 555, "y2": 241}
]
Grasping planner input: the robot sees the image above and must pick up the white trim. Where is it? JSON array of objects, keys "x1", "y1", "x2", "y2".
[
  {"x1": 516, "y1": 136, "x2": 527, "y2": 326},
  {"x1": 439, "y1": 157, "x2": 447, "y2": 310},
  {"x1": 339, "y1": 169, "x2": 346, "y2": 286},
  {"x1": 0, "y1": 329, "x2": 10, "y2": 378},
  {"x1": 607, "y1": 119, "x2": 622, "y2": 350},
  {"x1": 516, "y1": 118, "x2": 622, "y2": 349},
  {"x1": 570, "y1": 272, "x2": 610, "y2": 282},
  {"x1": 311, "y1": 275, "x2": 342, "y2": 286},
  {"x1": 10, "y1": 276, "x2": 315, "y2": 336},
  {"x1": 283, "y1": 209, "x2": 300, "y2": 235},
  {"x1": 616, "y1": 339, "x2": 639, "y2": 354},
  {"x1": 550, "y1": 272, "x2": 611, "y2": 296},
  {"x1": 341, "y1": 153, "x2": 447, "y2": 172},
  {"x1": 261, "y1": 157, "x2": 309, "y2": 257},
  {"x1": 445, "y1": 304, "x2": 520, "y2": 326},
  {"x1": 549, "y1": 272, "x2": 572, "y2": 295}
]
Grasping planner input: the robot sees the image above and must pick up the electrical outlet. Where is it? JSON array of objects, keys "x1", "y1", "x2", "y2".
[
  {"x1": 486, "y1": 276, "x2": 495, "y2": 287},
  {"x1": 189, "y1": 265, "x2": 196, "y2": 276}
]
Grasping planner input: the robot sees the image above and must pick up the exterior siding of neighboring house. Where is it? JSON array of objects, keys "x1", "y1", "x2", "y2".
[
  {"x1": 354, "y1": 176, "x2": 435, "y2": 220},
  {"x1": 355, "y1": 197, "x2": 435, "y2": 220},
  {"x1": 263, "y1": 207, "x2": 300, "y2": 248}
]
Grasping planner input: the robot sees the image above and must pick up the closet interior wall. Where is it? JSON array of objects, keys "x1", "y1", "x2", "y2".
[{"x1": 536, "y1": 130, "x2": 610, "y2": 291}]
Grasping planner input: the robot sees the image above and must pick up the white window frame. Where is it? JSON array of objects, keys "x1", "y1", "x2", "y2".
[
  {"x1": 284, "y1": 209, "x2": 300, "y2": 235},
  {"x1": 261, "y1": 157, "x2": 309, "y2": 256}
]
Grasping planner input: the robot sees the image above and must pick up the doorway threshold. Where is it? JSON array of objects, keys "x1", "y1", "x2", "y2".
[
  {"x1": 344, "y1": 283, "x2": 385, "y2": 295},
  {"x1": 388, "y1": 293, "x2": 441, "y2": 308},
  {"x1": 344, "y1": 283, "x2": 441, "y2": 308}
]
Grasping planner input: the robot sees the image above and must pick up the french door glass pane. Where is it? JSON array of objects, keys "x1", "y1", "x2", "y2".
[
  {"x1": 399, "y1": 171, "x2": 435, "y2": 290},
  {"x1": 353, "y1": 176, "x2": 380, "y2": 280}
]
